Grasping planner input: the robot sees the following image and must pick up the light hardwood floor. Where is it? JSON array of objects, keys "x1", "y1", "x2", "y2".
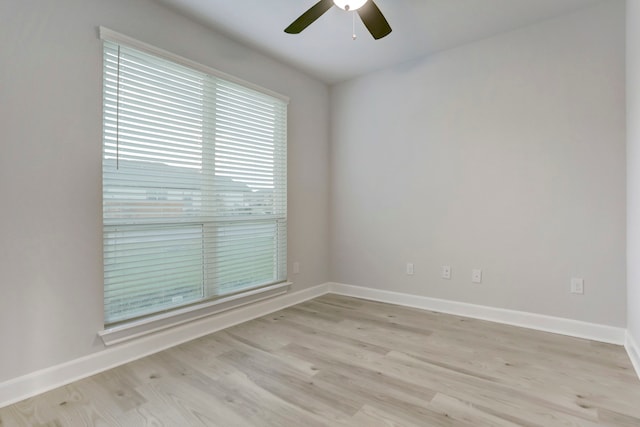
[{"x1": 1, "y1": 294, "x2": 639, "y2": 426}]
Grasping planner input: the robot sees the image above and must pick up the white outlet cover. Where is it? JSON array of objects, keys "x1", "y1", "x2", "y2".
[
  {"x1": 442, "y1": 265, "x2": 451, "y2": 279},
  {"x1": 293, "y1": 262, "x2": 300, "y2": 274},
  {"x1": 571, "y1": 278, "x2": 584, "y2": 294},
  {"x1": 472, "y1": 269, "x2": 482, "y2": 283},
  {"x1": 406, "y1": 263, "x2": 414, "y2": 276}
]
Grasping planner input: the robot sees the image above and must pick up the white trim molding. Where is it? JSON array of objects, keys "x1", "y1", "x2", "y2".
[
  {"x1": 328, "y1": 283, "x2": 627, "y2": 345},
  {"x1": 0, "y1": 283, "x2": 329, "y2": 409},
  {"x1": 99, "y1": 282, "x2": 292, "y2": 346},
  {"x1": 626, "y1": 331, "x2": 640, "y2": 380}
]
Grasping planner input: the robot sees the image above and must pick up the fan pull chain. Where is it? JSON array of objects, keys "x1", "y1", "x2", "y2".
[{"x1": 352, "y1": 11, "x2": 357, "y2": 40}]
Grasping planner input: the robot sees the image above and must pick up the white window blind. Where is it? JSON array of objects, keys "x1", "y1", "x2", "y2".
[{"x1": 102, "y1": 37, "x2": 287, "y2": 325}]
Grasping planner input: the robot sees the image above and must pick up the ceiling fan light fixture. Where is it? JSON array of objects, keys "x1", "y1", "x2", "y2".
[
  {"x1": 333, "y1": 0, "x2": 368, "y2": 11},
  {"x1": 285, "y1": 0, "x2": 391, "y2": 40}
]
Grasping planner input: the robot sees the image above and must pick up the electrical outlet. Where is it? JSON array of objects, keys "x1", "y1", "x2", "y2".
[
  {"x1": 442, "y1": 265, "x2": 451, "y2": 279},
  {"x1": 293, "y1": 262, "x2": 300, "y2": 275},
  {"x1": 472, "y1": 269, "x2": 482, "y2": 283},
  {"x1": 571, "y1": 278, "x2": 584, "y2": 294},
  {"x1": 406, "y1": 263, "x2": 414, "y2": 276}
]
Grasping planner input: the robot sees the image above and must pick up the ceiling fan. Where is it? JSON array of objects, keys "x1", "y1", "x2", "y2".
[{"x1": 285, "y1": 0, "x2": 392, "y2": 40}]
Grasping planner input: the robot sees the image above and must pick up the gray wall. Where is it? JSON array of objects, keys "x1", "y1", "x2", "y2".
[
  {"x1": 330, "y1": 1, "x2": 626, "y2": 327},
  {"x1": 0, "y1": 0, "x2": 330, "y2": 382},
  {"x1": 628, "y1": 0, "x2": 640, "y2": 346}
]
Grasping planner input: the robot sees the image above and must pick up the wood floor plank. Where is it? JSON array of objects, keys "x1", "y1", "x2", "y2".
[
  {"x1": 1, "y1": 294, "x2": 639, "y2": 426},
  {"x1": 428, "y1": 393, "x2": 524, "y2": 427}
]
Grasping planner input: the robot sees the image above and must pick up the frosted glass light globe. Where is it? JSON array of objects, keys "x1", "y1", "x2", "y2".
[{"x1": 333, "y1": 0, "x2": 368, "y2": 11}]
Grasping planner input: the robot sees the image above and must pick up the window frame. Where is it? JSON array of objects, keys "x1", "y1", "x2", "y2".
[{"x1": 98, "y1": 27, "x2": 290, "y2": 345}]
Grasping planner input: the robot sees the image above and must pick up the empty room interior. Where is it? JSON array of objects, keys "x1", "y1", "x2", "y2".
[{"x1": 2, "y1": 0, "x2": 640, "y2": 425}]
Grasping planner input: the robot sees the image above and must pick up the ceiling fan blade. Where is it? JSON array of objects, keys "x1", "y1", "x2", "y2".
[
  {"x1": 357, "y1": 0, "x2": 392, "y2": 40},
  {"x1": 285, "y1": 0, "x2": 334, "y2": 34}
]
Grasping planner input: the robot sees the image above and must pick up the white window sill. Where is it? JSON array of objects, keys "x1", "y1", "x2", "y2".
[{"x1": 98, "y1": 282, "x2": 291, "y2": 346}]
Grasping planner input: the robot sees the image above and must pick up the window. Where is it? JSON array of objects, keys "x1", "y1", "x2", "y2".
[{"x1": 101, "y1": 30, "x2": 288, "y2": 326}]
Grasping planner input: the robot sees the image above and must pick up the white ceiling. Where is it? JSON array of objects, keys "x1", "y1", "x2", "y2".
[{"x1": 155, "y1": 0, "x2": 602, "y2": 84}]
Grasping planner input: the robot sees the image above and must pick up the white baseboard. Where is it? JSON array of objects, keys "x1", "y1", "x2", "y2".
[
  {"x1": 328, "y1": 283, "x2": 626, "y2": 345},
  {"x1": 626, "y1": 331, "x2": 640, "y2": 379},
  {"x1": 0, "y1": 283, "x2": 330, "y2": 409}
]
